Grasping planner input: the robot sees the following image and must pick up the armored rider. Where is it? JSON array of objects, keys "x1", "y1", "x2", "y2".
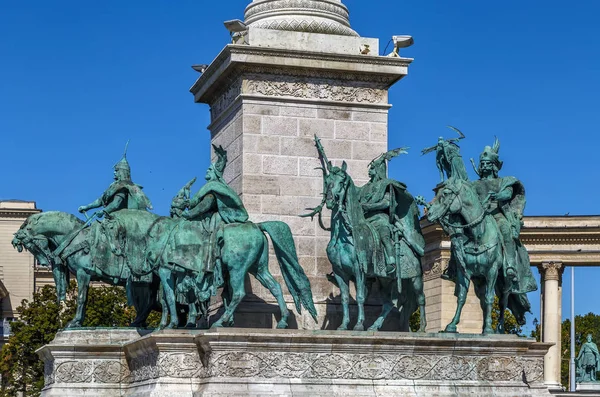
[
  {"x1": 78, "y1": 145, "x2": 152, "y2": 217},
  {"x1": 470, "y1": 138, "x2": 536, "y2": 293},
  {"x1": 359, "y1": 148, "x2": 425, "y2": 277},
  {"x1": 183, "y1": 145, "x2": 248, "y2": 291}
]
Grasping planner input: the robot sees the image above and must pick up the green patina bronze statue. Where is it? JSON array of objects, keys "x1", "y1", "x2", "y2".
[
  {"x1": 148, "y1": 145, "x2": 317, "y2": 329},
  {"x1": 12, "y1": 147, "x2": 163, "y2": 328},
  {"x1": 577, "y1": 334, "x2": 599, "y2": 383},
  {"x1": 302, "y1": 136, "x2": 426, "y2": 332},
  {"x1": 422, "y1": 126, "x2": 469, "y2": 182},
  {"x1": 417, "y1": 133, "x2": 537, "y2": 334},
  {"x1": 12, "y1": 144, "x2": 318, "y2": 330}
]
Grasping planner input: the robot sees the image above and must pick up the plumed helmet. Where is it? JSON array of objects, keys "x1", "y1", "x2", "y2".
[
  {"x1": 114, "y1": 141, "x2": 131, "y2": 179},
  {"x1": 479, "y1": 137, "x2": 503, "y2": 170},
  {"x1": 368, "y1": 147, "x2": 409, "y2": 179}
]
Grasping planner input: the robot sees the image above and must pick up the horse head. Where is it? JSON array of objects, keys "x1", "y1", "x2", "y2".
[
  {"x1": 325, "y1": 161, "x2": 349, "y2": 210},
  {"x1": 427, "y1": 181, "x2": 463, "y2": 223}
]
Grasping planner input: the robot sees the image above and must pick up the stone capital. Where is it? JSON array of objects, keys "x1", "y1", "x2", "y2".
[{"x1": 538, "y1": 261, "x2": 564, "y2": 282}]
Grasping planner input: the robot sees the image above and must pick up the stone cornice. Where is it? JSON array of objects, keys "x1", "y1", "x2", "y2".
[
  {"x1": 0, "y1": 208, "x2": 41, "y2": 219},
  {"x1": 190, "y1": 45, "x2": 412, "y2": 104},
  {"x1": 421, "y1": 215, "x2": 600, "y2": 267}
]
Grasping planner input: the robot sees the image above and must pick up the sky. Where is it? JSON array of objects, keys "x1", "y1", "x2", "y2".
[{"x1": 1, "y1": 0, "x2": 598, "y2": 331}]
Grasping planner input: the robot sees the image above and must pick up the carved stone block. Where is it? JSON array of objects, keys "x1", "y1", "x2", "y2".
[{"x1": 38, "y1": 329, "x2": 553, "y2": 397}]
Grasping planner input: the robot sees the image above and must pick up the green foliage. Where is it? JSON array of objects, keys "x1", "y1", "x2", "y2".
[
  {"x1": 560, "y1": 312, "x2": 600, "y2": 388},
  {"x1": 0, "y1": 282, "x2": 150, "y2": 397},
  {"x1": 409, "y1": 295, "x2": 522, "y2": 334},
  {"x1": 491, "y1": 296, "x2": 523, "y2": 335}
]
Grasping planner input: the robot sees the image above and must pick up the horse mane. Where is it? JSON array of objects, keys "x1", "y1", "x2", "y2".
[
  {"x1": 342, "y1": 173, "x2": 366, "y2": 227},
  {"x1": 25, "y1": 211, "x2": 84, "y2": 228}
]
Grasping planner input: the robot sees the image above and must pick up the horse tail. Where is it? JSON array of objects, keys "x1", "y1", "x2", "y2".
[{"x1": 258, "y1": 221, "x2": 318, "y2": 322}]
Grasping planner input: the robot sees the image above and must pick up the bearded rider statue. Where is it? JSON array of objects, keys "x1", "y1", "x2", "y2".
[
  {"x1": 442, "y1": 137, "x2": 537, "y2": 324},
  {"x1": 78, "y1": 143, "x2": 152, "y2": 217}
]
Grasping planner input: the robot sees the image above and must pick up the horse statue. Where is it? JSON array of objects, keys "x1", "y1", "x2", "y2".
[
  {"x1": 302, "y1": 136, "x2": 427, "y2": 332},
  {"x1": 11, "y1": 210, "x2": 164, "y2": 328},
  {"x1": 146, "y1": 216, "x2": 318, "y2": 329},
  {"x1": 418, "y1": 177, "x2": 525, "y2": 334}
]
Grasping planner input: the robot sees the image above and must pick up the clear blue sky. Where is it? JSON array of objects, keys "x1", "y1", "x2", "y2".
[{"x1": 1, "y1": 0, "x2": 598, "y2": 331}]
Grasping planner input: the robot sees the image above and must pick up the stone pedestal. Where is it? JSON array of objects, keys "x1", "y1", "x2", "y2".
[
  {"x1": 38, "y1": 328, "x2": 553, "y2": 396},
  {"x1": 190, "y1": 0, "x2": 412, "y2": 329},
  {"x1": 577, "y1": 383, "x2": 600, "y2": 392}
]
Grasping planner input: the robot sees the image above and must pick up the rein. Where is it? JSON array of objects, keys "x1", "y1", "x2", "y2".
[{"x1": 438, "y1": 183, "x2": 486, "y2": 230}]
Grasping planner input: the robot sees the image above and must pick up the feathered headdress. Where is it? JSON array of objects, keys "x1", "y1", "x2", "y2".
[
  {"x1": 369, "y1": 147, "x2": 409, "y2": 179},
  {"x1": 211, "y1": 144, "x2": 228, "y2": 179}
]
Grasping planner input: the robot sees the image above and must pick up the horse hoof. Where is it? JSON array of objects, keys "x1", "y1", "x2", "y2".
[
  {"x1": 482, "y1": 327, "x2": 494, "y2": 335},
  {"x1": 444, "y1": 324, "x2": 457, "y2": 333},
  {"x1": 337, "y1": 324, "x2": 348, "y2": 331},
  {"x1": 418, "y1": 327, "x2": 427, "y2": 333},
  {"x1": 65, "y1": 321, "x2": 81, "y2": 329},
  {"x1": 353, "y1": 324, "x2": 365, "y2": 331},
  {"x1": 276, "y1": 319, "x2": 288, "y2": 329},
  {"x1": 367, "y1": 325, "x2": 380, "y2": 331}
]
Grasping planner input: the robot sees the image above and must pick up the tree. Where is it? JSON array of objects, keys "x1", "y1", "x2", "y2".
[
  {"x1": 530, "y1": 313, "x2": 600, "y2": 388},
  {"x1": 409, "y1": 295, "x2": 522, "y2": 334},
  {"x1": 560, "y1": 313, "x2": 600, "y2": 388},
  {"x1": 0, "y1": 282, "x2": 150, "y2": 397}
]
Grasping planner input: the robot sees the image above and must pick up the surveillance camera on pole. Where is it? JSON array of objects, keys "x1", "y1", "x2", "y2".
[
  {"x1": 387, "y1": 35, "x2": 414, "y2": 57},
  {"x1": 224, "y1": 19, "x2": 249, "y2": 45}
]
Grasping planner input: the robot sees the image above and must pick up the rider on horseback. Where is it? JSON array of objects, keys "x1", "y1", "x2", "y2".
[
  {"x1": 359, "y1": 148, "x2": 425, "y2": 279},
  {"x1": 78, "y1": 145, "x2": 152, "y2": 217},
  {"x1": 470, "y1": 138, "x2": 536, "y2": 295},
  {"x1": 180, "y1": 145, "x2": 249, "y2": 295}
]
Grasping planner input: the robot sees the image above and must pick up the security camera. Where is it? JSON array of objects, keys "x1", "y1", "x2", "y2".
[
  {"x1": 224, "y1": 19, "x2": 248, "y2": 44},
  {"x1": 387, "y1": 35, "x2": 414, "y2": 57}
]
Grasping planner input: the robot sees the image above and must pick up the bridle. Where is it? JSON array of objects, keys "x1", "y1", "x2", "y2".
[{"x1": 436, "y1": 182, "x2": 486, "y2": 230}]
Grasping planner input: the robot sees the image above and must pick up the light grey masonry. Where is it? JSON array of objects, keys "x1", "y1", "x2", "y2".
[{"x1": 190, "y1": 15, "x2": 412, "y2": 329}]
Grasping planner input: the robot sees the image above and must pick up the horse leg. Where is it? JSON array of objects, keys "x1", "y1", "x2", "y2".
[
  {"x1": 368, "y1": 278, "x2": 393, "y2": 331},
  {"x1": 483, "y1": 266, "x2": 499, "y2": 335},
  {"x1": 253, "y1": 258, "x2": 290, "y2": 329},
  {"x1": 158, "y1": 267, "x2": 179, "y2": 329},
  {"x1": 212, "y1": 266, "x2": 246, "y2": 328},
  {"x1": 66, "y1": 270, "x2": 91, "y2": 328},
  {"x1": 158, "y1": 284, "x2": 169, "y2": 329},
  {"x1": 333, "y1": 272, "x2": 351, "y2": 330},
  {"x1": 412, "y1": 275, "x2": 427, "y2": 333},
  {"x1": 353, "y1": 269, "x2": 367, "y2": 331},
  {"x1": 186, "y1": 303, "x2": 198, "y2": 328},
  {"x1": 445, "y1": 271, "x2": 470, "y2": 333}
]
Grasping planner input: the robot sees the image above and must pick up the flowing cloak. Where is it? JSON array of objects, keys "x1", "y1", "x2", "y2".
[
  {"x1": 190, "y1": 180, "x2": 249, "y2": 224},
  {"x1": 358, "y1": 178, "x2": 425, "y2": 278},
  {"x1": 101, "y1": 180, "x2": 153, "y2": 211},
  {"x1": 445, "y1": 176, "x2": 537, "y2": 325}
]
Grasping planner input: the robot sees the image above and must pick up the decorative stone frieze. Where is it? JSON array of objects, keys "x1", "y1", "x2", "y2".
[
  {"x1": 244, "y1": 0, "x2": 358, "y2": 36},
  {"x1": 38, "y1": 329, "x2": 553, "y2": 396}
]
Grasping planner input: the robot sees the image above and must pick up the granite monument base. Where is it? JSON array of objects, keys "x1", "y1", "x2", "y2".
[
  {"x1": 38, "y1": 328, "x2": 553, "y2": 396},
  {"x1": 578, "y1": 382, "x2": 600, "y2": 392}
]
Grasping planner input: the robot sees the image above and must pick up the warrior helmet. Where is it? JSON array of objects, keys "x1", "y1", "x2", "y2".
[
  {"x1": 479, "y1": 137, "x2": 503, "y2": 171},
  {"x1": 114, "y1": 141, "x2": 131, "y2": 180}
]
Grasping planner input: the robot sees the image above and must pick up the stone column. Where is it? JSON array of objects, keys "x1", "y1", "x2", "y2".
[
  {"x1": 190, "y1": 0, "x2": 412, "y2": 329},
  {"x1": 538, "y1": 261, "x2": 564, "y2": 390}
]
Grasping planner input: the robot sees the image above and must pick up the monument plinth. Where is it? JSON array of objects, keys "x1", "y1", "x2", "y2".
[
  {"x1": 38, "y1": 328, "x2": 552, "y2": 397},
  {"x1": 191, "y1": 0, "x2": 412, "y2": 328}
]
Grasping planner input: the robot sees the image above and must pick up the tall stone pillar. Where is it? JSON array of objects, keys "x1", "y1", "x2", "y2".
[
  {"x1": 538, "y1": 261, "x2": 564, "y2": 390},
  {"x1": 190, "y1": 0, "x2": 412, "y2": 328}
]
